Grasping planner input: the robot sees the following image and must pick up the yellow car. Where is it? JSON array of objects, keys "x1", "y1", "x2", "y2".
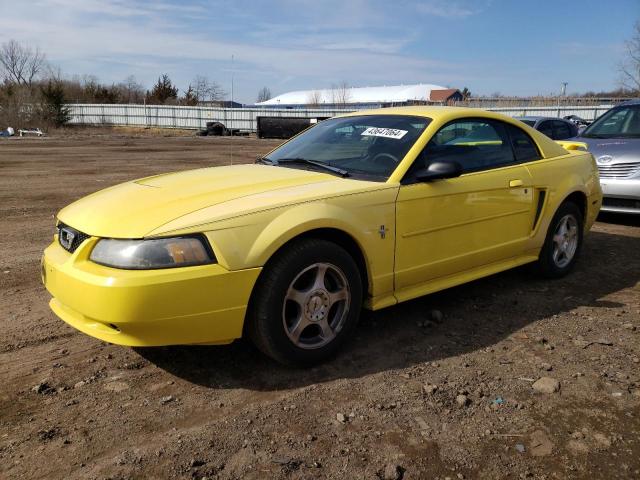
[{"x1": 42, "y1": 107, "x2": 602, "y2": 365}]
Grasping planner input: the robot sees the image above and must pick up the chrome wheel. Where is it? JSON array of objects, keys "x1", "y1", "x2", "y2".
[
  {"x1": 552, "y1": 214, "x2": 578, "y2": 268},
  {"x1": 282, "y1": 262, "x2": 351, "y2": 350}
]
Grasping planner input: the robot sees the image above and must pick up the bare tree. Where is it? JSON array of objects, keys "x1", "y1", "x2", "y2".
[
  {"x1": 192, "y1": 75, "x2": 225, "y2": 103},
  {"x1": 619, "y1": 21, "x2": 640, "y2": 93},
  {"x1": 192, "y1": 75, "x2": 210, "y2": 102},
  {"x1": 46, "y1": 63, "x2": 63, "y2": 82},
  {"x1": 0, "y1": 40, "x2": 47, "y2": 86},
  {"x1": 306, "y1": 90, "x2": 323, "y2": 106},
  {"x1": 118, "y1": 75, "x2": 145, "y2": 103},
  {"x1": 0, "y1": 82, "x2": 37, "y2": 127},
  {"x1": 257, "y1": 86, "x2": 272, "y2": 103},
  {"x1": 331, "y1": 81, "x2": 351, "y2": 106}
]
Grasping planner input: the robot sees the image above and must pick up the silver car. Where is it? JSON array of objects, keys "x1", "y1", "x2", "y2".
[{"x1": 576, "y1": 100, "x2": 640, "y2": 214}]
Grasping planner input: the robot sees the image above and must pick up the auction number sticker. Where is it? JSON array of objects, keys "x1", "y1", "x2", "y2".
[{"x1": 361, "y1": 127, "x2": 408, "y2": 139}]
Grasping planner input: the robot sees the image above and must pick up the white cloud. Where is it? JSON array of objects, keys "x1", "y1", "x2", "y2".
[
  {"x1": 0, "y1": 0, "x2": 468, "y2": 101},
  {"x1": 413, "y1": 0, "x2": 493, "y2": 18},
  {"x1": 41, "y1": 0, "x2": 206, "y2": 18}
]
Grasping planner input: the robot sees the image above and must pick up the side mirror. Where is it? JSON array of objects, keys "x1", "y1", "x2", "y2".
[{"x1": 415, "y1": 161, "x2": 463, "y2": 182}]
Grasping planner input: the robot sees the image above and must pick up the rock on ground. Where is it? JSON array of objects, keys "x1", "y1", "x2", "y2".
[{"x1": 532, "y1": 377, "x2": 561, "y2": 394}]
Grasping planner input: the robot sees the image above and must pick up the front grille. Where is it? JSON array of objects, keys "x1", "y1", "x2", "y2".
[
  {"x1": 602, "y1": 197, "x2": 640, "y2": 210},
  {"x1": 597, "y1": 161, "x2": 640, "y2": 179},
  {"x1": 57, "y1": 222, "x2": 90, "y2": 253}
]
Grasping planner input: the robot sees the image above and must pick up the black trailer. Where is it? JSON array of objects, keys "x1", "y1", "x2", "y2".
[{"x1": 256, "y1": 116, "x2": 329, "y2": 139}]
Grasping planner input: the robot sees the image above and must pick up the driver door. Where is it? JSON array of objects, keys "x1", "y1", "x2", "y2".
[{"x1": 394, "y1": 118, "x2": 536, "y2": 298}]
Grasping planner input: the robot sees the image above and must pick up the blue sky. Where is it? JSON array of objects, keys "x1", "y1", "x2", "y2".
[{"x1": 0, "y1": 0, "x2": 637, "y2": 103}]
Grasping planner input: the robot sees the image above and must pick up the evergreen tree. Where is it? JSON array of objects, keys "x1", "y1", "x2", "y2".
[
  {"x1": 40, "y1": 80, "x2": 71, "y2": 127},
  {"x1": 146, "y1": 74, "x2": 178, "y2": 104},
  {"x1": 182, "y1": 85, "x2": 198, "y2": 106}
]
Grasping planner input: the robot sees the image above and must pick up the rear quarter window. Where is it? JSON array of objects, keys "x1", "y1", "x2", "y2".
[{"x1": 506, "y1": 124, "x2": 540, "y2": 162}]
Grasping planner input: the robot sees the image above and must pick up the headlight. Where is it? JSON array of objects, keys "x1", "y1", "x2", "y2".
[{"x1": 89, "y1": 236, "x2": 215, "y2": 269}]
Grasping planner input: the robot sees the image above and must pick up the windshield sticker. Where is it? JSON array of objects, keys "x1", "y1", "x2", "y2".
[{"x1": 361, "y1": 127, "x2": 408, "y2": 139}]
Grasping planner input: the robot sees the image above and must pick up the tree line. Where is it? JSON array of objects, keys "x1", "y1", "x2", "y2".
[
  {"x1": 0, "y1": 39, "x2": 274, "y2": 129},
  {"x1": 0, "y1": 39, "x2": 232, "y2": 129}
]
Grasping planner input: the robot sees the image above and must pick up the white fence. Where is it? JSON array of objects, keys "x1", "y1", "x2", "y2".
[
  {"x1": 67, "y1": 104, "x2": 612, "y2": 133},
  {"x1": 67, "y1": 104, "x2": 357, "y2": 132}
]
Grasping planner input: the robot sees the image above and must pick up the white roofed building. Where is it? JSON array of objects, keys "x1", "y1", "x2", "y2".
[{"x1": 255, "y1": 84, "x2": 462, "y2": 108}]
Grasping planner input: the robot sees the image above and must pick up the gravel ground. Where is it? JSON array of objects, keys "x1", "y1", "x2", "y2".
[{"x1": 1, "y1": 131, "x2": 639, "y2": 479}]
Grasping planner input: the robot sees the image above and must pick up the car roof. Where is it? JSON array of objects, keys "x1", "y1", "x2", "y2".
[
  {"x1": 619, "y1": 99, "x2": 640, "y2": 106},
  {"x1": 338, "y1": 105, "x2": 525, "y2": 122},
  {"x1": 340, "y1": 106, "x2": 569, "y2": 124}
]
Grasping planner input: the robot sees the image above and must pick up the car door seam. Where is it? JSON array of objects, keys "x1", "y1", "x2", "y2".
[{"x1": 402, "y1": 208, "x2": 532, "y2": 238}]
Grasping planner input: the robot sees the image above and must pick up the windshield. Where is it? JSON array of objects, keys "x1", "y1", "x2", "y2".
[
  {"x1": 581, "y1": 105, "x2": 640, "y2": 138},
  {"x1": 264, "y1": 115, "x2": 431, "y2": 180}
]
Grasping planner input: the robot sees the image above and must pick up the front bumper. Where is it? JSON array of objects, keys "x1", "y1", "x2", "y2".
[
  {"x1": 600, "y1": 178, "x2": 640, "y2": 214},
  {"x1": 42, "y1": 237, "x2": 261, "y2": 346}
]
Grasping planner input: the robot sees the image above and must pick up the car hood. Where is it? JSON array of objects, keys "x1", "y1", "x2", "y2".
[
  {"x1": 57, "y1": 164, "x2": 382, "y2": 238},
  {"x1": 576, "y1": 136, "x2": 640, "y2": 163}
]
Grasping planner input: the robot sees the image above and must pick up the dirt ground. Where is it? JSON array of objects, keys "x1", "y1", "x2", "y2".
[{"x1": 1, "y1": 130, "x2": 639, "y2": 480}]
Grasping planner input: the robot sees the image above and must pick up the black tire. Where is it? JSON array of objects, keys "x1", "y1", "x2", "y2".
[
  {"x1": 534, "y1": 201, "x2": 583, "y2": 278},
  {"x1": 246, "y1": 238, "x2": 363, "y2": 366}
]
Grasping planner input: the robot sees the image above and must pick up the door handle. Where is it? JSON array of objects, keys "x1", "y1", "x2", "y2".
[{"x1": 509, "y1": 179, "x2": 524, "y2": 188}]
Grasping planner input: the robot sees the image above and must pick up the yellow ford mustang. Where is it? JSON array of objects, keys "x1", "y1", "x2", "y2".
[{"x1": 42, "y1": 107, "x2": 601, "y2": 365}]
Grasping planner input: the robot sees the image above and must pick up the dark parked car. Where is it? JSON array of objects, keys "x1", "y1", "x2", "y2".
[
  {"x1": 515, "y1": 116, "x2": 579, "y2": 140},
  {"x1": 574, "y1": 99, "x2": 640, "y2": 214}
]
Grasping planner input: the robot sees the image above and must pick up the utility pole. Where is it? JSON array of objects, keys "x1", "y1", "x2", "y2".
[
  {"x1": 558, "y1": 82, "x2": 568, "y2": 112},
  {"x1": 231, "y1": 54, "x2": 234, "y2": 106},
  {"x1": 229, "y1": 54, "x2": 234, "y2": 139}
]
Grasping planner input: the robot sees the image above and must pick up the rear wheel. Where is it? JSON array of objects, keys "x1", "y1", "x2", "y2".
[
  {"x1": 534, "y1": 201, "x2": 583, "y2": 278},
  {"x1": 246, "y1": 238, "x2": 362, "y2": 366}
]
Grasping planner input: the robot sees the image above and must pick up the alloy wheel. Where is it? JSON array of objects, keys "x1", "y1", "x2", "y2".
[
  {"x1": 282, "y1": 262, "x2": 351, "y2": 349},
  {"x1": 552, "y1": 214, "x2": 579, "y2": 268}
]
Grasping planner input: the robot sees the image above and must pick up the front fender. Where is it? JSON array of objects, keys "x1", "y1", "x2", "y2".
[
  {"x1": 246, "y1": 202, "x2": 375, "y2": 266},
  {"x1": 206, "y1": 190, "x2": 398, "y2": 299}
]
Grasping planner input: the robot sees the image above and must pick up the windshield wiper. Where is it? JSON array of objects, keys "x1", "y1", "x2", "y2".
[
  {"x1": 256, "y1": 156, "x2": 277, "y2": 165},
  {"x1": 264, "y1": 157, "x2": 350, "y2": 177}
]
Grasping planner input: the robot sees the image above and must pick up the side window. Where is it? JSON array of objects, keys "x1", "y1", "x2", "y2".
[
  {"x1": 506, "y1": 124, "x2": 540, "y2": 162},
  {"x1": 553, "y1": 121, "x2": 572, "y2": 140},
  {"x1": 537, "y1": 121, "x2": 554, "y2": 138},
  {"x1": 420, "y1": 119, "x2": 515, "y2": 173}
]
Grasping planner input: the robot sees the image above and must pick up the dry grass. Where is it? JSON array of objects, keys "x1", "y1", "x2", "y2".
[{"x1": 43, "y1": 125, "x2": 198, "y2": 138}]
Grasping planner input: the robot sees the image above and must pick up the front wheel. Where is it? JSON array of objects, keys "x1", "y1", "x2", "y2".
[
  {"x1": 246, "y1": 238, "x2": 363, "y2": 366},
  {"x1": 534, "y1": 201, "x2": 583, "y2": 278}
]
